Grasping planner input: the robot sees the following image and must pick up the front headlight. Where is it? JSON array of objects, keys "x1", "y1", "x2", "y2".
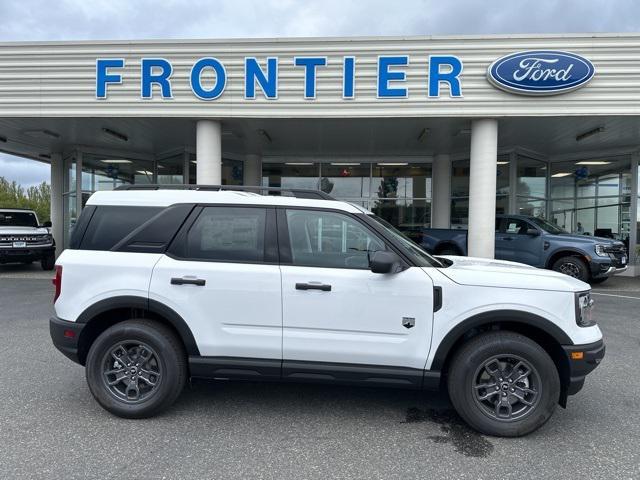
[
  {"x1": 575, "y1": 291, "x2": 595, "y2": 327},
  {"x1": 594, "y1": 244, "x2": 609, "y2": 257}
]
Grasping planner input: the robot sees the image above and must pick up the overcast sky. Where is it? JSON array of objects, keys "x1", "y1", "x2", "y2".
[{"x1": 0, "y1": 0, "x2": 637, "y2": 186}]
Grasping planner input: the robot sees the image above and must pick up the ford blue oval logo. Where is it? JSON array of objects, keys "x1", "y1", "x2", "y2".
[{"x1": 488, "y1": 50, "x2": 595, "y2": 95}]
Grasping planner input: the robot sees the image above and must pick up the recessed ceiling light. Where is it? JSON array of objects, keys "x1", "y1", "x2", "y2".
[
  {"x1": 102, "y1": 127, "x2": 129, "y2": 143},
  {"x1": 497, "y1": 161, "x2": 509, "y2": 165},
  {"x1": 285, "y1": 162, "x2": 313, "y2": 166},
  {"x1": 576, "y1": 126, "x2": 604, "y2": 142},
  {"x1": 136, "y1": 170, "x2": 153, "y2": 175},
  {"x1": 378, "y1": 163, "x2": 408, "y2": 166},
  {"x1": 24, "y1": 129, "x2": 60, "y2": 139},
  {"x1": 552, "y1": 172, "x2": 572, "y2": 178},
  {"x1": 330, "y1": 163, "x2": 361, "y2": 166},
  {"x1": 258, "y1": 129, "x2": 272, "y2": 143},
  {"x1": 101, "y1": 159, "x2": 132, "y2": 164},
  {"x1": 576, "y1": 161, "x2": 611, "y2": 165}
]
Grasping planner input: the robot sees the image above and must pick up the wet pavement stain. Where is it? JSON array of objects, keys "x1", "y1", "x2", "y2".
[{"x1": 403, "y1": 407, "x2": 494, "y2": 458}]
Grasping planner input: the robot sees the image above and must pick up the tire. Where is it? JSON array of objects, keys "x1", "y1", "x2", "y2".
[
  {"x1": 85, "y1": 319, "x2": 187, "y2": 418},
  {"x1": 590, "y1": 277, "x2": 608, "y2": 284},
  {"x1": 447, "y1": 331, "x2": 560, "y2": 437},
  {"x1": 551, "y1": 255, "x2": 589, "y2": 282},
  {"x1": 41, "y1": 254, "x2": 55, "y2": 271}
]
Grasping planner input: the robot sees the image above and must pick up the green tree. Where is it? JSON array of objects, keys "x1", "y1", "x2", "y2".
[{"x1": 0, "y1": 177, "x2": 51, "y2": 223}]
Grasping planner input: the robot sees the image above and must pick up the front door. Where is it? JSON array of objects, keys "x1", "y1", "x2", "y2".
[
  {"x1": 495, "y1": 217, "x2": 544, "y2": 267},
  {"x1": 278, "y1": 208, "x2": 434, "y2": 383}
]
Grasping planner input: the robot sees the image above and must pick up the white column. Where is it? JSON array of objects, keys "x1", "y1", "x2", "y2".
[
  {"x1": 244, "y1": 154, "x2": 262, "y2": 186},
  {"x1": 50, "y1": 153, "x2": 64, "y2": 258},
  {"x1": 468, "y1": 118, "x2": 498, "y2": 259},
  {"x1": 196, "y1": 120, "x2": 222, "y2": 184},
  {"x1": 431, "y1": 154, "x2": 451, "y2": 228},
  {"x1": 75, "y1": 150, "x2": 83, "y2": 223}
]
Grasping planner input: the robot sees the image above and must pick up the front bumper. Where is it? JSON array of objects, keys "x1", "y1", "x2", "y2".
[
  {"x1": 590, "y1": 260, "x2": 628, "y2": 279},
  {"x1": 0, "y1": 245, "x2": 55, "y2": 263},
  {"x1": 50, "y1": 316, "x2": 85, "y2": 364},
  {"x1": 562, "y1": 339, "x2": 605, "y2": 396}
]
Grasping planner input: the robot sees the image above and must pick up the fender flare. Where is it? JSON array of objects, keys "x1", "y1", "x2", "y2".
[
  {"x1": 545, "y1": 248, "x2": 591, "y2": 269},
  {"x1": 430, "y1": 309, "x2": 573, "y2": 371},
  {"x1": 75, "y1": 295, "x2": 200, "y2": 356}
]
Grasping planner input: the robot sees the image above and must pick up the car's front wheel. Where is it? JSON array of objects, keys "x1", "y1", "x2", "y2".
[
  {"x1": 41, "y1": 254, "x2": 55, "y2": 271},
  {"x1": 551, "y1": 256, "x2": 589, "y2": 282},
  {"x1": 85, "y1": 319, "x2": 187, "y2": 418},
  {"x1": 447, "y1": 331, "x2": 560, "y2": 437}
]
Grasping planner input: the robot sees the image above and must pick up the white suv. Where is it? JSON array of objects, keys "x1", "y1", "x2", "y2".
[{"x1": 50, "y1": 186, "x2": 604, "y2": 437}]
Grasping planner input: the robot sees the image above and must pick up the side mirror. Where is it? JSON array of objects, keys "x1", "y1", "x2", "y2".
[
  {"x1": 42, "y1": 221, "x2": 52, "y2": 228},
  {"x1": 369, "y1": 251, "x2": 402, "y2": 274},
  {"x1": 526, "y1": 228, "x2": 540, "y2": 236}
]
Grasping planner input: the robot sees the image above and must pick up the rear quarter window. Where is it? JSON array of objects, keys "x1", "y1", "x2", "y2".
[{"x1": 79, "y1": 206, "x2": 162, "y2": 251}]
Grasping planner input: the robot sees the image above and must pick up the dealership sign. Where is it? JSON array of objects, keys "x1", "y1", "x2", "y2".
[
  {"x1": 487, "y1": 50, "x2": 595, "y2": 95},
  {"x1": 95, "y1": 55, "x2": 464, "y2": 100}
]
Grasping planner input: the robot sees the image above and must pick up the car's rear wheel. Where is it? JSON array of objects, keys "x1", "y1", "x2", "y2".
[
  {"x1": 85, "y1": 319, "x2": 187, "y2": 418},
  {"x1": 447, "y1": 331, "x2": 560, "y2": 437},
  {"x1": 551, "y1": 256, "x2": 589, "y2": 282}
]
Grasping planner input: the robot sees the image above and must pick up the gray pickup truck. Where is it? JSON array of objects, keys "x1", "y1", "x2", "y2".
[{"x1": 401, "y1": 214, "x2": 628, "y2": 284}]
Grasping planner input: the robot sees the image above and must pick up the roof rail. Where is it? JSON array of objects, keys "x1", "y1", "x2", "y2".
[{"x1": 113, "y1": 184, "x2": 335, "y2": 200}]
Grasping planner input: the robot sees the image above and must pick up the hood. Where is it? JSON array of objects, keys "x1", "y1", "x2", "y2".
[
  {"x1": 435, "y1": 256, "x2": 590, "y2": 292},
  {"x1": 0, "y1": 226, "x2": 49, "y2": 235},
  {"x1": 551, "y1": 232, "x2": 624, "y2": 247}
]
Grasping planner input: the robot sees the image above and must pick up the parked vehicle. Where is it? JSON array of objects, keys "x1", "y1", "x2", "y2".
[
  {"x1": 0, "y1": 208, "x2": 55, "y2": 270},
  {"x1": 50, "y1": 186, "x2": 604, "y2": 437},
  {"x1": 402, "y1": 214, "x2": 627, "y2": 284}
]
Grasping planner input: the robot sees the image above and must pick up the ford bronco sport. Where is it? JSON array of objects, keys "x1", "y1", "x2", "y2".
[
  {"x1": 49, "y1": 185, "x2": 605, "y2": 437},
  {"x1": 0, "y1": 208, "x2": 55, "y2": 270}
]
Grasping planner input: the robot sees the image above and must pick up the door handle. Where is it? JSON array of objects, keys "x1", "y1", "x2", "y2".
[
  {"x1": 171, "y1": 277, "x2": 206, "y2": 286},
  {"x1": 295, "y1": 282, "x2": 331, "y2": 292}
]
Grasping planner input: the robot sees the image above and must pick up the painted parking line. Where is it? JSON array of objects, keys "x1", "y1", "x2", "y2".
[{"x1": 591, "y1": 292, "x2": 640, "y2": 300}]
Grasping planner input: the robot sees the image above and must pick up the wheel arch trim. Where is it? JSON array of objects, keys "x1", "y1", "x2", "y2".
[
  {"x1": 545, "y1": 248, "x2": 590, "y2": 269},
  {"x1": 75, "y1": 295, "x2": 200, "y2": 357},
  {"x1": 429, "y1": 309, "x2": 573, "y2": 371}
]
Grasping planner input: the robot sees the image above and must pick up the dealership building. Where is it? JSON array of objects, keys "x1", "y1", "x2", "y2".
[{"x1": 0, "y1": 33, "x2": 639, "y2": 274}]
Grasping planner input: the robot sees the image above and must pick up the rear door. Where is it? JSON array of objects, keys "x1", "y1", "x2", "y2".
[
  {"x1": 149, "y1": 205, "x2": 282, "y2": 376},
  {"x1": 278, "y1": 207, "x2": 434, "y2": 384}
]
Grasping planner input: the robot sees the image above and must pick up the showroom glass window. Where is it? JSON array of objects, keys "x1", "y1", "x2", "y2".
[
  {"x1": 262, "y1": 161, "x2": 433, "y2": 232},
  {"x1": 550, "y1": 156, "x2": 631, "y2": 245},
  {"x1": 516, "y1": 156, "x2": 547, "y2": 218},
  {"x1": 450, "y1": 155, "x2": 510, "y2": 227}
]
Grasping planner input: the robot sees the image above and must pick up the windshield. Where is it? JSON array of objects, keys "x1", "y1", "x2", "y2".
[
  {"x1": 368, "y1": 214, "x2": 443, "y2": 267},
  {"x1": 528, "y1": 217, "x2": 567, "y2": 234},
  {"x1": 0, "y1": 211, "x2": 38, "y2": 228}
]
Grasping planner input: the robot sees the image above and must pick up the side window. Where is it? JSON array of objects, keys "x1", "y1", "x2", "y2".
[
  {"x1": 504, "y1": 218, "x2": 528, "y2": 235},
  {"x1": 186, "y1": 207, "x2": 266, "y2": 262},
  {"x1": 285, "y1": 209, "x2": 386, "y2": 269},
  {"x1": 80, "y1": 206, "x2": 162, "y2": 251}
]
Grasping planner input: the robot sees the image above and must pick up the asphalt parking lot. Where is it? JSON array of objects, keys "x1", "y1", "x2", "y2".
[{"x1": 0, "y1": 265, "x2": 639, "y2": 479}]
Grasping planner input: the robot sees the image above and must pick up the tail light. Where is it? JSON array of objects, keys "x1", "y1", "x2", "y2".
[{"x1": 52, "y1": 265, "x2": 62, "y2": 302}]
